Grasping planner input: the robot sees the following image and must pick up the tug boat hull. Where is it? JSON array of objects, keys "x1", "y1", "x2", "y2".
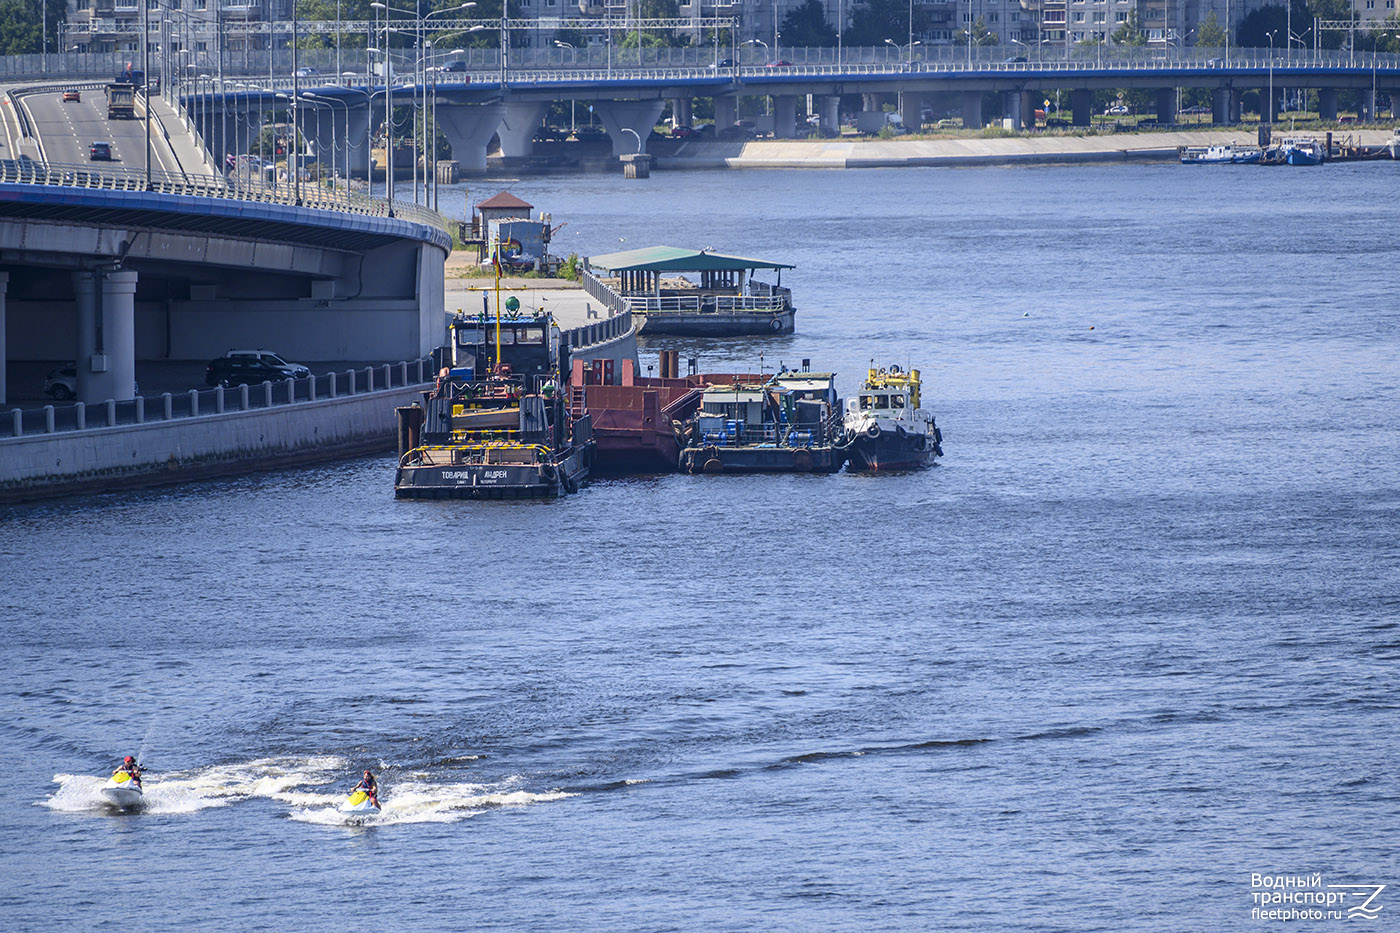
[
  {"x1": 394, "y1": 448, "x2": 590, "y2": 499},
  {"x1": 845, "y1": 429, "x2": 939, "y2": 471}
]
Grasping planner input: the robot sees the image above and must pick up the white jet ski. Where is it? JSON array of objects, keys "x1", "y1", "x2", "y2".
[
  {"x1": 100, "y1": 770, "x2": 144, "y2": 809},
  {"x1": 340, "y1": 788, "x2": 381, "y2": 817}
]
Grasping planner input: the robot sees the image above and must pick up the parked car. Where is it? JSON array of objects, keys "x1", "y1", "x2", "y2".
[
  {"x1": 532, "y1": 126, "x2": 568, "y2": 142},
  {"x1": 693, "y1": 122, "x2": 715, "y2": 137},
  {"x1": 89, "y1": 141, "x2": 112, "y2": 161},
  {"x1": 572, "y1": 125, "x2": 607, "y2": 141},
  {"x1": 44, "y1": 364, "x2": 77, "y2": 400},
  {"x1": 1180, "y1": 105, "x2": 1210, "y2": 115},
  {"x1": 671, "y1": 124, "x2": 699, "y2": 138},
  {"x1": 62, "y1": 89, "x2": 80, "y2": 102},
  {"x1": 205, "y1": 350, "x2": 311, "y2": 387},
  {"x1": 936, "y1": 118, "x2": 962, "y2": 129},
  {"x1": 1104, "y1": 104, "x2": 1130, "y2": 115}
]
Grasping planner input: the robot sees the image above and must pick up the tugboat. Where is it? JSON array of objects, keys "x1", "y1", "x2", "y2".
[
  {"x1": 394, "y1": 309, "x2": 593, "y2": 499},
  {"x1": 842, "y1": 366, "x2": 943, "y2": 471},
  {"x1": 676, "y1": 370, "x2": 845, "y2": 474}
]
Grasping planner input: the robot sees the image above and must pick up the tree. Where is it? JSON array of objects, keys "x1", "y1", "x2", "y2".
[
  {"x1": 847, "y1": 0, "x2": 931, "y2": 47},
  {"x1": 781, "y1": 0, "x2": 837, "y2": 47},
  {"x1": 952, "y1": 17, "x2": 999, "y2": 48},
  {"x1": 1110, "y1": 9, "x2": 1146, "y2": 46},
  {"x1": 0, "y1": 0, "x2": 61, "y2": 56},
  {"x1": 1235, "y1": 3, "x2": 1286, "y2": 48},
  {"x1": 1196, "y1": 11, "x2": 1227, "y2": 48}
]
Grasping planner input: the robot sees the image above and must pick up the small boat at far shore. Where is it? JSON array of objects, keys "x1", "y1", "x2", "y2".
[
  {"x1": 1180, "y1": 143, "x2": 1263, "y2": 164},
  {"x1": 1280, "y1": 137, "x2": 1326, "y2": 165}
]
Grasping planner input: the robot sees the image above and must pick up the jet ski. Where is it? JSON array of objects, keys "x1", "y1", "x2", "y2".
[
  {"x1": 100, "y1": 770, "x2": 144, "y2": 809},
  {"x1": 340, "y1": 788, "x2": 381, "y2": 817}
]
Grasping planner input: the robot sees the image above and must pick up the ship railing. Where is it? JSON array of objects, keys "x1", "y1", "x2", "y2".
[
  {"x1": 579, "y1": 269, "x2": 628, "y2": 314},
  {"x1": 2, "y1": 357, "x2": 432, "y2": 439},
  {"x1": 696, "y1": 422, "x2": 833, "y2": 447},
  {"x1": 558, "y1": 310, "x2": 634, "y2": 355},
  {"x1": 627, "y1": 293, "x2": 789, "y2": 314}
]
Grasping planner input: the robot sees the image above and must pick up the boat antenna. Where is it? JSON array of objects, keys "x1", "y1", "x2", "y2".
[{"x1": 493, "y1": 230, "x2": 503, "y2": 371}]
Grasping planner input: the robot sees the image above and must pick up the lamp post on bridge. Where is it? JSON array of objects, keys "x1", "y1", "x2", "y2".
[
  {"x1": 302, "y1": 92, "x2": 348, "y2": 202},
  {"x1": 885, "y1": 37, "x2": 922, "y2": 67},
  {"x1": 1265, "y1": 29, "x2": 1276, "y2": 126}
]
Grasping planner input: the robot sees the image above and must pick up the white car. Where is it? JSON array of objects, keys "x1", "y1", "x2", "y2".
[{"x1": 1104, "y1": 104, "x2": 1130, "y2": 115}]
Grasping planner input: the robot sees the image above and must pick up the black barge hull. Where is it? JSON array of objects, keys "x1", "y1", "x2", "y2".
[
  {"x1": 845, "y1": 431, "x2": 941, "y2": 472},
  {"x1": 679, "y1": 445, "x2": 844, "y2": 474},
  {"x1": 394, "y1": 453, "x2": 589, "y2": 499}
]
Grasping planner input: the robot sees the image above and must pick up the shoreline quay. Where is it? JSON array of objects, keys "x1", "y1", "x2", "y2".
[{"x1": 641, "y1": 128, "x2": 1397, "y2": 171}]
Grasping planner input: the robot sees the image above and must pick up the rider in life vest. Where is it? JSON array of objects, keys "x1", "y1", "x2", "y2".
[
  {"x1": 353, "y1": 770, "x2": 380, "y2": 807},
  {"x1": 116, "y1": 756, "x2": 142, "y2": 788}
]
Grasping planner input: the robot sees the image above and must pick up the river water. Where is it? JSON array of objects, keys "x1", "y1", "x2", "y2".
[{"x1": 3, "y1": 163, "x2": 1397, "y2": 930}]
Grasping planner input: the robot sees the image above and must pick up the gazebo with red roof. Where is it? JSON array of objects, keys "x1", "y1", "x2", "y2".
[{"x1": 475, "y1": 191, "x2": 534, "y2": 226}]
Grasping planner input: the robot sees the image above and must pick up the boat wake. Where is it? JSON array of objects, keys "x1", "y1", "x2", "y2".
[
  {"x1": 42, "y1": 756, "x2": 347, "y2": 815},
  {"x1": 287, "y1": 775, "x2": 573, "y2": 827},
  {"x1": 41, "y1": 757, "x2": 572, "y2": 825}
]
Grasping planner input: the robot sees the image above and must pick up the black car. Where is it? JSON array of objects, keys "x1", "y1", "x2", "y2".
[
  {"x1": 205, "y1": 354, "x2": 310, "y2": 387},
  {"x1": 89, "y1": 141, "x2": 112, "y2": 161},
  {"x1": 442, "y1": 60, "x2": 467, "y2": 73}
]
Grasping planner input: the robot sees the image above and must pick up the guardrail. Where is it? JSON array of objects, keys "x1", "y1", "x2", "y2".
[
  {"x1": 0, "y1": 157, "x2": 447, "y2": 231},
  {"x1": 558, "y1": 311, "x2": 634, "y2": 356},
  {"x1": 580, "y1": 270, "x2": 790, "y2": 316},
  {"x1": 4, "y1": 46, "x2": 1400, "y2": 86},
  {"x1": 2, "y1": 359, "x2": 432, "y2": 440}
]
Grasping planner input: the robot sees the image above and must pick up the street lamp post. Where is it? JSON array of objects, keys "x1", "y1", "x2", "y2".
[
  {"x1": 885, "y1": 37, "x2": 921, "y2": 67},
  {"x1": 303, "y1": 92, "x2": 348, "y2": 201},
  {"x1": 1265, "y1": 29, "x2": 1276, "y2": 125}
]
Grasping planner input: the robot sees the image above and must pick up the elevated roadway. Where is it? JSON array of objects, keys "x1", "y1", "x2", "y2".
[{"x1": 0, "y1": 76, "x2": 452, "y2": 408}]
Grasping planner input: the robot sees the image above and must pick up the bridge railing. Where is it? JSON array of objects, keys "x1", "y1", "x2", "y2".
[
  {"x1": 4, "y1": 46, "x2": 1400, "y2": 85},
  {"x1": 2, "y1": 359, "x2": 433, "y2": 440},
  {"x1": 0, "y1": 158, "x2": 447, "y2": 231}
]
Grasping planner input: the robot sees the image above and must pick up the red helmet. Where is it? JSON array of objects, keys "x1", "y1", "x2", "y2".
[
  {"x1": 124, "y1": 756, "x2": 135, "y2": 764},
  {"x1": 363, "y1": 770, "x2": 371, "y2": 776}
]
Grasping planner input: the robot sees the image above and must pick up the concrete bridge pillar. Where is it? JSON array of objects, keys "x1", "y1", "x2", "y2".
[
  {"x1": 961, "y1": 91, "x2": 984, "y2": 129},
  {"x1": 436, "y1": 103, "x2": 506, "y2": 173},
  {"x1": 671, "y1": 97, "x2": 692, "y2": 128},
  {"x1": 1156, "y1": 88, "x2": 1177, "y2": 124},
  {"x1": 1001, "y1": 91, "x2": 1024, "y2": 130},
  {"x1": 1319, "y1": 88, "x2": 1339, "y2": 121},
  {"x1": 0, "y1": 272, "x2": 7, "y2": 406},
  {"x1": 1359, "y1": 88, "x2": 1376, "y2": 121},
  {"x1": 1211, "y1": 88, "x2": 1232, "y2": 124},
  {"x1": 595, "y1": 100, "x2": 666, "y2": 156},
  {"x1": 1229, "y1": 90, "x2": 1242, "y2": 123},
  {"x1": 1259, "y1": 86, "x2": 1278, "y2": 123},
  {"x1": 713, "y1": 95, "x2": 737, "y2": 130},
  {"x1": 899, "y1": 91, "x2": 923, "y2": 128},
  {"x1": 1020, "y1": 92, "x2": 1035, "y2": 128},
  {"x1": 497, "y1": 101, "x2": 550, "y2": 158},
  {"x1": 98, "y1": 270, "x2": 138, "y2": 403},
  {"x1": 1071, "y1": 89, "x2": 1093, "y2": 127},
  {"x1": 820, "y1": 94, "x2": 840, "y2": 135},
  {"x1": 345, "y1": 105, "x2": 371, "y2": 178},
  {"x1": 773, "y1": 95, "x2": 798, "y2": 138},
  {"x1": 72, "y1": 271, "x2": 98, "y2": 404}
]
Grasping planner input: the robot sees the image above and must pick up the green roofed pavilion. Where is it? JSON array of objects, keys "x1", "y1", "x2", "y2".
[{"x1": 586, "y1": 246, "x2": 794, "y2": 274}]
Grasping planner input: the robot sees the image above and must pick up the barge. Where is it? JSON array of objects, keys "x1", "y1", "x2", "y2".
[
  {"x1": 395, "y1": 311, "x2": 593, "y2": 499},
  {"x1": 676, "y1": 370, "x2": 845, "y2": 474}
]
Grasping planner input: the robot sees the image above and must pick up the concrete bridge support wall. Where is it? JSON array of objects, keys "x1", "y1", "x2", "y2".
[
  {"x1": 1157, "y1": 88, "x2": 1177, "y2": 124},
  {"x1": 1071, "y1": 89, "x2": 1092, "y2": 127},
  {"x1": 1319, "y1": 88, "x2": 1339, "y2": 121},
  {"x1": 1260, "y1": 87, "x2": 1277, "y2": 123},
  {"x1": 1212, "y1": 88, "x2": 1235, "y2": 124},
  {"x1": 961, "y1": 91, "x2": 984, "y2": 128},
  {"x1": 820, "y1": 94, "x2": 840, "y2": 135},
  {"x1": 595, "y1": 100, "x2": 666, "y2": 156},
  {"x1": 436, "y1": 104, "x2": 506, "y2": 173},
  {"x1": 1001, "y1": 91, "x2": 1024, "y2": 130},
  {"x1": 0, "y1": 272, "x2": 7, "y2": 406},
  {"x1": 73, "y1": 272, "x2": 98, "y2": 405},
  {"x1": 671, "y1": 97, "x2": 692, "y2": 127},
  {"x1": 713, "y1": 95, "x2": 737, "y2": 130},
  {"x1": 899, "y1": 91, "x2": 923, "y2": 127},
  {"x1": 345, "y1": 106, "x2": 371, "y2": 177},
  {"x1": 773, "y1": 95, "x2": 798, "y2": 138},
  {"x1": 497, "y1": 101, "x2": 549, "y2": 158},
  {"x1": 1359, "y1": 88, "x2": 1376, "y2": 120}
]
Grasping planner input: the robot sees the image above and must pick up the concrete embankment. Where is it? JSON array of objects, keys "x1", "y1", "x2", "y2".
[
  {"x1": 0, "y1": 384, "x2": 427, "y2": 503},
  {"x1": 659, "y1": 128, "x2": 1396, "y2": 170}
]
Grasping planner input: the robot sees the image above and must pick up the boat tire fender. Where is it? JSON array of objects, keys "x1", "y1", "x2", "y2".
[
  {"x1": 913, "y1": 434, "x2": 926, "y2": 451},
  {"x1": 540, "y1": 463, "x2": 558, "y2": 482},
  {"x1": 793, "y1": 449, "x2": 814, "y2": 471},
  {"x1": 703, "y1": 458, "x2": 724, "y2": 474},
  {"x1": 563, "y1": 473, "x2": 579, "y2": 494},
  {"x1": 770, "y1": 318, "x2": 782, "y2": 332},
  {"x1": 866, "y1": 423, "x2": 881, "y2": 439}
]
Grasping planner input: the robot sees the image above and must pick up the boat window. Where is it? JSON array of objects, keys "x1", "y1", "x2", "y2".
[
  {"x1": 455, "y1": 327, "x2": 484, "y2": 346},
  {"x1": 518, "y1": 326, "x2": 545, "y2": 345},
  {"x1": 860, "y1": 395, "x2": 874, "y2": 409},
  {"x1": 890, "y1": 395, "x2": 906, "y2": 409},
  {"x1": 874, "y1": 395, "x2": 890, "y2": 409},
  {"x1": 491, "y1": 329, "x2": 517, "y2": 345}
]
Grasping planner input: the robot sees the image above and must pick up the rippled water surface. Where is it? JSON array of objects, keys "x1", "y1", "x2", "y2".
[{"x1": 3, "y1": 164, "x2": 1398, "y2": 931}]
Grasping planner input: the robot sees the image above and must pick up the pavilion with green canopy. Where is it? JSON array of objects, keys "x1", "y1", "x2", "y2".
[{"x1": 585, "y1": 246, "x2": 794, "y2": 299}]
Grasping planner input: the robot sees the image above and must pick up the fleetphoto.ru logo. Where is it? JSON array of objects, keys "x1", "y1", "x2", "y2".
[{"x1": 1251, "y1": 873, "x2": 1386, "y2": 921}]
